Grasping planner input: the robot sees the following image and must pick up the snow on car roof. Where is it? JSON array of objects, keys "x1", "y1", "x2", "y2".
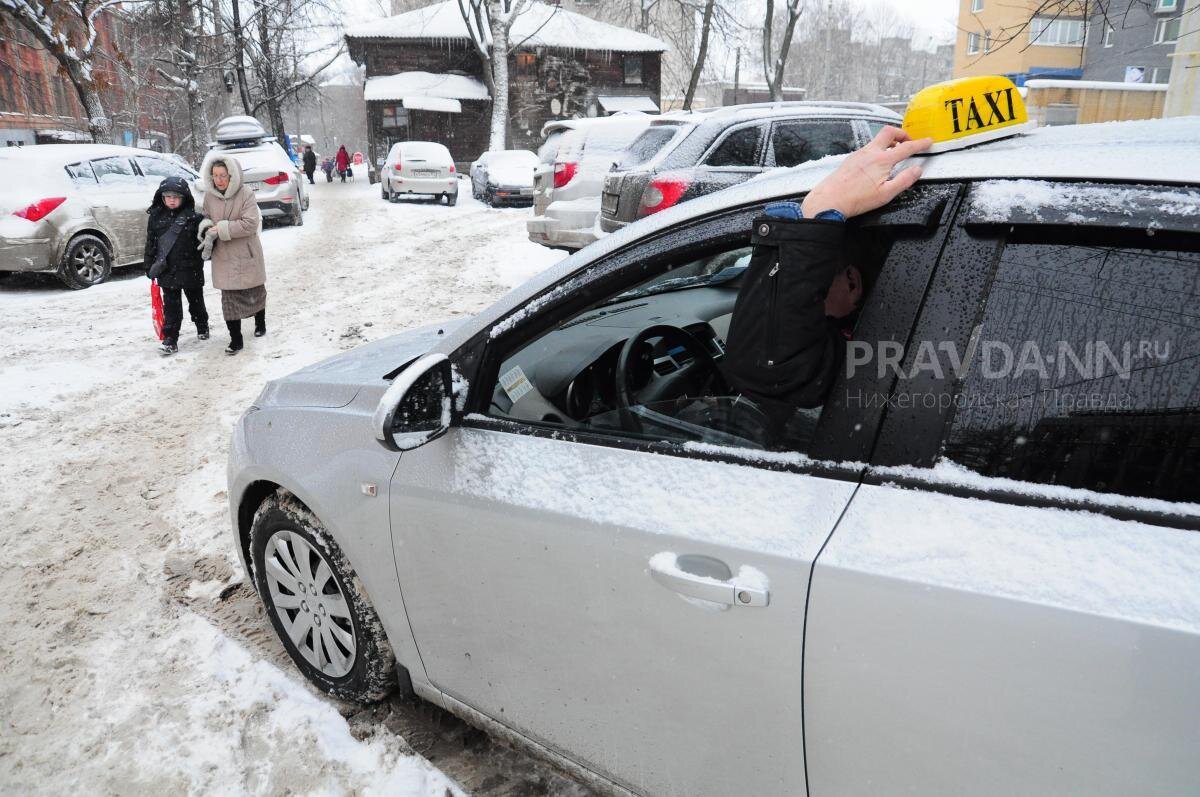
[
  {"x1": 345, "y1": 0, "x2": 668, "y2": 53},
  {"x1": 0, "y1": 143, "x2": 156, "y2": 165},
  {"x1": 440, "y1": 115, "x2": 1200, "y2": 354}
]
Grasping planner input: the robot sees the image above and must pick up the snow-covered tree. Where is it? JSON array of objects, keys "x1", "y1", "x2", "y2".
[
  {"x1": 762, "y1": 0, "x2": 804, "y2": 101},
  {"x1": 154, "y1": 0, "x2": 212, "y2": 162},
  {"x1": 457, "y1": 0, "x2": 532, "y2": 151},
  {"x1": 0, "y1": 0, "x2": 121, "y2": 141}
]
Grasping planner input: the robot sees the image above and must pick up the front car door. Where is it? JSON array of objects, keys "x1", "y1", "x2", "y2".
[
  {"x1": 804, "y1": 180, "x2": 1200, "y2": 793},
  {"x1": 87, "y1": 156, "x2": 150, "y2": 263},
  {"x1": 388, "y1": 193, "x2": 958, "y2": 795}
]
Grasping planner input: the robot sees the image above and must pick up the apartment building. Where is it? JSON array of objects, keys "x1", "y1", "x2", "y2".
[{"x1": 953, "y1": 0, "x2": 1088, "y2": 82}]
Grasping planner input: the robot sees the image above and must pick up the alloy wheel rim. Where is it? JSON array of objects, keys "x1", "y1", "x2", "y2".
[
  {"x1": 264, "y1": 529, "x2": 356, "y2": 677},
  {"x1": 72, "y1": 244, "x2": 105, "y2": 282}
]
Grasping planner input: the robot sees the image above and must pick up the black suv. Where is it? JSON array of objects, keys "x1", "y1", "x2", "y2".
[{"x1": 600, "y1": 102, "x2": 900, "y2": 232}]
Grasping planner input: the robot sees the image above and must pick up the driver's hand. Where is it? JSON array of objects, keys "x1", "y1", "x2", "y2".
[{"x1": 801, "y1": 127, "x2": 932, "y2": 219}]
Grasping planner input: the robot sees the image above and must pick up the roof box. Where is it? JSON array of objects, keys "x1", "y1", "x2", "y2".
[{"x1": 213, "y1": 115, "x2": 269, "y2": 144}]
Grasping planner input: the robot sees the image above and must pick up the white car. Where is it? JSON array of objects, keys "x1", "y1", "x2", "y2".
[
  {"x1": 0, "y1": 144, "x2": 202, "y2": 288},
  {"x1": 527, "y1": 115, "x2": 652, "y2": 251},
  {"x1": 380, "y1": 141, "x2": 458, "y2": 206},
  {"x1": 469, "y1": 149, "x2": 537, "y2": 206},
  {"x1": 208, "y1": 116, "x2": 308, "y2": 227}
]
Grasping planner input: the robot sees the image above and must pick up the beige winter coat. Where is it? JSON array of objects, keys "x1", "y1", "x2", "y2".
[{"x1": 200, "y1": 151, "x2": 266, "y2": 290}]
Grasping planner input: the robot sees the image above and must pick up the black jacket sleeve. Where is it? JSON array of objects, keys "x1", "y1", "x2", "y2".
[{"x1": 722, "y1": 217, "x2": 847, "y2": 408}]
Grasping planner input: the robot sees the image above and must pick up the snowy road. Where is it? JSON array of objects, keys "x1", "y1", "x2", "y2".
[{"x1": 0, "y1": 178, "x2": 590, "y2": 794}]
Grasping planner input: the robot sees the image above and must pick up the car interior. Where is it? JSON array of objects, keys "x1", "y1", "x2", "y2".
[{"x1": 490, "y1": 232, "x2": 890, "y2": 452}]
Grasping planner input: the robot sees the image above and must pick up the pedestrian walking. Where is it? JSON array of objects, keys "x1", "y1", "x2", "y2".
[
  {"x1": 144, "y1": 176, "x2": 209, "y2": 355},
  {"x1": 198, "y1": 152, "x2": 268, "y2": 355},
  {"x1": 335, "y1": 145, "x2": 350, "y2": 182},
  {"x1": 321, "y1": 157, "x2": 335, "y2": 182},
  {"x1": 302, "y1": 145, "x2": 317, "y2": 184}
]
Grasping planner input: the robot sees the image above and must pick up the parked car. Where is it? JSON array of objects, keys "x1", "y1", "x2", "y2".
[
  {"x1": 469, "y1": 149, "x2": 538, "y2": 206},
  {"x1": 527, "y1": 115, "x2": 652, "y2": 251},
  {"x1": 380, "y1": 141, "x2": 458, "y2": 206},
  {"x1": 600, "y1": 101, "x2": 901, "y2": 233},
  {"x1": 227, "y1": 82, "x2": 1200, "y2": 797},
  {"x1": 0, "y1": 144, "x2": 202, "y2": 288},
  {"x1": 208, "y1": 115, "x2": 308, "y2": 227}
]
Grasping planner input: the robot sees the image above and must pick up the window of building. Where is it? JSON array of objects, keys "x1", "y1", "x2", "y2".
[
  {"x1": 623, "y1": 54, "x2": 643, "y2": 85},
  {"x1": 984, "y1": 32, "x2": 993, "y2": 52},
  {"x1": 1151, "y1": 66, "x2": 1172, "y2": 83},
  {"x1": 381, "y1": 104, "x2": 408, "y2": 129},
  {"x1": 53, "y1": 78, "x2": 71, "y2": 117},
  {"x1": 1104, "y1": 24, "x2": 1114, "y2": 47},
  {"x1": 515, "y1": 51, "x2": 537, "y2": 72},
  {"x1": 1125, "y1": 65, "x2": 1146, "y2": 83},
  {"x1": 1156, "y1": 0, "x2": 1177, "y2": 11},
  {"x1": 942, "y1": 240, "x2": 1200, "y2": 503},
  {"x1": 971, "y1": 0, "x2": 983, "y2": 11},
  {"x1": 967, "y1": 32, "x2": 981, "y2": 55},
  {"x1": 0, "y1": 68, "x2": 16, "y2": 112},
  {"x1": 1029, "y1": 17, "x2": 1085, "y2": 46},
  {"x1": 1154, "y1": 16, "x2": 1180, "y2": 43}
]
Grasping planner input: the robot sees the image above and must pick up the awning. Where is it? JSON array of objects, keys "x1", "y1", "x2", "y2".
[
  {"x1": 598, "y1": 95, "x2": 659, "y2": 113},
  {"x1": 364, "y1": 71, "x2": 490, "y2": 105},
  {"x1": 403, "y1": 95, "x2": 462, "y2": 113}
]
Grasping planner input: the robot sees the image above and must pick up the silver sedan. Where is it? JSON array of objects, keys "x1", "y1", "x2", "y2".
[{"x1": 228, "y1": 117, "x2": 1200, "y2": 796}]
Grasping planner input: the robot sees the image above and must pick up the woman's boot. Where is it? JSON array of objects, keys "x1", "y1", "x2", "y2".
[
  {"x1": 254, "y1": 309, "x2": 266, "y2": 337},
  {"x1": 225, "y1": 320, "x2": 243, "y2": 355}
]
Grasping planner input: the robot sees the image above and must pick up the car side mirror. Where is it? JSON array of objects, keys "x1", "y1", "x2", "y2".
[{"x1": 373, "y1": 353, "x2": 454, "y2": 451}]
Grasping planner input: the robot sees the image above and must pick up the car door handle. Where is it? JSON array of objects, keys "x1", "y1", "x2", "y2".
[{"x1": 648, "y1": 552, "x2": 769, "y2": 607}]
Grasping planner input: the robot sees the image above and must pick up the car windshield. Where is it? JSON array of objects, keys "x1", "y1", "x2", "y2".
[
  {"x1": 616, "y1": 124, "x2": 684, "y2": 169},
  {"x1": 404, "y1": 143, "x2": 449, "y2": 162},
  {"x1": 602, "y1": 246, "x2": 752, "y2": 305}
]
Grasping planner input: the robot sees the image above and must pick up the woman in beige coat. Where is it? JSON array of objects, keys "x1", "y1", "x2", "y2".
[{"x1": 198, "y1": 151, "x2": 267, "y2": 354}]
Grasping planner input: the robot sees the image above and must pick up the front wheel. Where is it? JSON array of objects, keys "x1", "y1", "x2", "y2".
[
  {"x1": 250, "y1": 490, "x2": 397, "y2": 702},
  {"x1": 58, "y1": 234, "x2": 111, "y2": 289}
]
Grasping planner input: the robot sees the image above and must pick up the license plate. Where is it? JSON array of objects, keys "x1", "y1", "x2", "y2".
[
  {"x1": 601, "y1": 192, "x2": 619, "y2": 215},
  {"x1": 248, "y1": 182, "x2": 262, "y2": 191},
  {"x1": 414, "y1": 169, "x2": 439, "y2": 177}
]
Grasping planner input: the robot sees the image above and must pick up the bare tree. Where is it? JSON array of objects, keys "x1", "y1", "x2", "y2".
[
  {"x1": 0, "y1": 0, "x2": 125, "y2": 141},
  {"x1": 457, "y1": 0, "x2": 533, "y2": 150},
  {"x1": 762, "y1": 0, "x2": 804, "y2": 101},
  {"x1": 153, "y1": 0, "x2": 212, "y2": 161},
  {"x1": 683, "y1": 0, "x2": 716, "y2": 109}
]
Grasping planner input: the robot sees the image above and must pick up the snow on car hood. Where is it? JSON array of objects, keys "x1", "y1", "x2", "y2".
[{"x1": 260, "y1": 318, "x2": 469, "y2": 408}]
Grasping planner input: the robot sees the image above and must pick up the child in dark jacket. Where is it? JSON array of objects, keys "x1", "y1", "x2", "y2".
[{"x1": 145, "y1": 176, "x2": 209, "y2": 355}]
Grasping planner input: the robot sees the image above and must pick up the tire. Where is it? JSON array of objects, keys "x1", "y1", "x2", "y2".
[
  {"x1": 250, "y1": 490, "x2": 397, "y2": 702},
  {"x1": 446, "y1": 192, "x2": 457, "y2": 207},
  {"x1": 484, "y1": 189, "x2": 494, "y2": 207},
  {"x1": 58, "y1": 234, "x2": 111, "y2": 289},
  {"x1": 290, "y1": 196, "x2": 304, "y2": 226},
  {"x1": 381, "y1": 181, "x2": 389, "y2": 200}
]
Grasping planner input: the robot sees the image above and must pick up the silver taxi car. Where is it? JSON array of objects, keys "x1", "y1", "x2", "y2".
[{"x1": 229, "y1": 101, "x2": 1200, "y2": 794}]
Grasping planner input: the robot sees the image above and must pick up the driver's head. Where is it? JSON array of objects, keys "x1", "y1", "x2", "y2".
[{"x1": 825, "y1": 264, "x2": 864, "y2": 319}]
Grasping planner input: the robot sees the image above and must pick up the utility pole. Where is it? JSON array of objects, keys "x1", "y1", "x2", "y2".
[
  {"x1": 733, "y1": 47, "x2": 741, "y2": 106},
  {"x1": 822, "y1": 0, "x2": 833, "y2": 100}
]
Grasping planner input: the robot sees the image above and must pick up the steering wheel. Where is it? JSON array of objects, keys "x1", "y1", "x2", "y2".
[{"x1": 615, "y1": 324, "x2": 726, "y2": 414}]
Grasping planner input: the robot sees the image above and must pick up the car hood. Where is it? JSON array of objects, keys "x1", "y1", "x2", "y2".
[{"x1": 260, "y1": 318, "x2": 469, "y2": 408}]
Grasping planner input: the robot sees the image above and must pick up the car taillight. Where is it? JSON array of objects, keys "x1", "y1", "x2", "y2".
[
  {"x1": 392, "y1": 162, "x2": 402, "y2": 171},
  {"x1": 553, "y1": 161, "x2": 577, "y2": 189},
  {"x1": 637, "y1": 177, "x2": 690, "y2": 217},
  {"x1": 13, "y1": 197, "x2": 67, "y2": 222},
  {"x1": 448, "y1": 164, "x2": 456, "y2": 173},
  {"x1": 264, "y1": 171, "x2": 289, "y2": 185}
]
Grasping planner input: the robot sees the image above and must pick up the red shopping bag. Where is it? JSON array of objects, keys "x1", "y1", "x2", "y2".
[{"x1": 150, "y1": 279, "x2": 165, "y2": 341}]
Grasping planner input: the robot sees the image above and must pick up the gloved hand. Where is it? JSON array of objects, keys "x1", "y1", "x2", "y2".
[{"x1": 197, "y1": 219, "x2": 216, "y2": 260}]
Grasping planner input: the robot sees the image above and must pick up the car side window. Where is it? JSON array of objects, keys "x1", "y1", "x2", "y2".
[
  {"x1": 941, "y1": 239, "x2": 1200, "y2": 502},
  {"x1": 769, "y1": 121, "x2": 855, "y2": 168},
  {"x1": 135, "y1": 155, "x2": 190, "y2": 180},
  {"x1": 90, "y1": 157, "x2": 137, "y2": 186},
  {"x1": 65, "y1": 161, "x2": 97, "y2": 183},
  {"x1": 704, "y1": 126, "x2": 763, "y2": 168}
]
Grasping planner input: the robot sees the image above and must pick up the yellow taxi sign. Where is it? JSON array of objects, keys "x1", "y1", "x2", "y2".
[{"x1": 902, "y1": 76, "x2": 1035, "y2": 153}]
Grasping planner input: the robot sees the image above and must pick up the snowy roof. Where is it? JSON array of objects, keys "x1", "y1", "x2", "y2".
[
  {"x1": 438, "y1": 115, "x2": 1200, "y2": 353},
  {"x1": 363, "y1": 71, "x2": 489, "y2": 102},
  {"x1": 598, "y1": 95, "x2": 660, "y2": 113},
  {"x1": 1025, "y1": 79, "x2": 1168, "y2": 92},
  {"x1": 345, "y1": 1, "x2": 668, "y2": 53}
]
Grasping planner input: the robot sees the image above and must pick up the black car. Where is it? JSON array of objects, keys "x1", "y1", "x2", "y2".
[{"x1": 600, "y1": 102, "x2": 900, "y2": 232}]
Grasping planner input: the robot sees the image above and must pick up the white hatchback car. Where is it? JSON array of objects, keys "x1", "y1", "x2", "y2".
[
  {"x1": 380, "y1": 141, "x2": 458, "y2": 206},
  {"x1": 0, "y1": 144, "x2": 202, "y2": 288},
  {"x1": 208, "y1": 116, "x2": 309, "y2": 227}
]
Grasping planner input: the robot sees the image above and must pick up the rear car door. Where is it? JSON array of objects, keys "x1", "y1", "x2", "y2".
[
  {"x1": 688, "y1": 122, "x2": 769, "y2": 197},
  {"x1": 389, "y1": 194, "x2": 958, "y2": 796},
  {"x1": 804, "y1": 180, "x2": 1200, "y2": 794},
  {"x1": 87, "y1": 156, "x2": 150, "y2": 263}
]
